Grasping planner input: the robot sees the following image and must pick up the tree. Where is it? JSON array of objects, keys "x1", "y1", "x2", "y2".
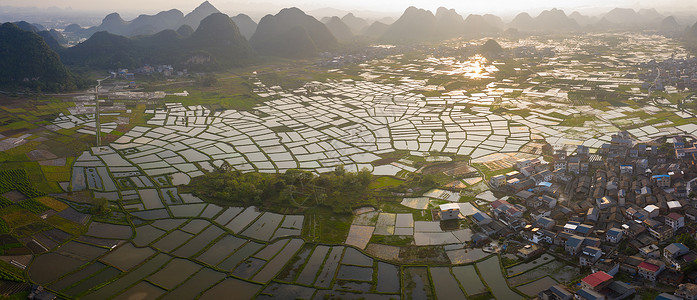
[
  {"x1": 677, "y1": 233, "x2": 697, "y2": 250},
  {"x1": 199, "y1": 74, "x2": 218, "y2": 87}
]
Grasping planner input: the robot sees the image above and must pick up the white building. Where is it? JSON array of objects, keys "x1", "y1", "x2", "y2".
[{"x1": 439, "y1": 203, "x2": 463, "y2": 220}]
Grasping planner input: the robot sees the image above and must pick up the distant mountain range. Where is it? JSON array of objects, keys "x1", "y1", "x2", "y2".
[
  {"x1": 60, "y1": 13, "x2": 253, "y2": 70},
  {"x1": 63, "y1": 1, "x2": 255, "y2": 39},
  {"x1": 4, "y1": 2, "x2": 697, "y2": 94}
]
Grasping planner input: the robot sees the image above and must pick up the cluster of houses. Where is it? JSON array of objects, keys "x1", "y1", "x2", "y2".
[
  {"x1": 472, "y1": 132, "x2": 697, "y2": 298},
  {"x1": 638, "y1": 57, "x2": 697, "y2": 91}
]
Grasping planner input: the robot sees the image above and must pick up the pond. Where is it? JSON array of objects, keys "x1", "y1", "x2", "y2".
[
  {"x1": 516, "y1": 276, "x2": 558, "y2": 297},
  {"x1": 71, "y1": 167, "x2": 86, "y2": 191},
  {"x1": 199, "y1": 204, "x2": 223, "y2": 219},
  {"x1": 252, "y1": 239, "x2": 304, "y2": 283},
  {"x1": 131, "y1": 209, "x2": 170, "y2": 220},
  {"x1": 173, "y1": 226, "x2": 225, "y2": 257},
  {"x1": 152, "y1": 230, "x2": 193, "y2": 252},
  {"x1": 199, "y1": 278, "x2": 262, "y2": 300},
  {"x1": 508, "y1": 261, "x2": 567, "y2": 286},
  {"x1": 81, "y1": 253, "x2": 172, "y2": 300},
  {"x1": 446, "y1": 248, "x2": 488, "y2": 264},
  {"x1": 254, "y1": 239, "x2": 289, "y2": 260},
  {"x1": 296, "y1": 245, "x2": 330, "y2": 285},
  {"x1": 226, "y1": 207, "x2": 262, "y2": 233},
  {"x1": 241, "y1": 212, "x2": 284, "y2": 241},
  {"x1": 100, "y1": 242, "x2": 156, "y2": 271},
  {"x1": 452, "y1": 265, "x2": 487, "y2": 296},
  {"x1": 261, "y1": 282, "x2": 316, "y2": 300},
  {"x1": 63, "y1": 267, "x2": 122, "y2": 298},
  {"x1": 86, "y1": 222, "x2": 133, "y2": 239},
  {"x1": 341, "y1": 247, "x2": 373, "y2": 267},
  {"x1": 29, "y1": 253, "x2": 87, "y2": 284},
  {"x1": 57, "y1": 241, "x2": 109, "y2": 261},
  {"x1": 180, "y1": 219, "x2": 210, "y2": 234},
  {"x1": 232, "y1": 257, "x2": 267, "y2": 279},
  {"x1": 195, "y1": 235, "x2": 247, "y2": 266},
  {"x1": 336, "y1": 265, "x2": 373, "y2": 281},
  {"x1": 506, "y1": 254, "x2": 555, "y2": 275},
  {"x1": 147, "y1": 258, "x2": 203, "y2": 289},
  {"x1": 48, "y1": 262, "x2": 106, "y2": 292},
  {"x1": 278, "y1": 245, "x2": 312, "y2": 282},
  {"x1": 430, "y1": 267, "x2": 466, "y2": 299},
  {"x1": 151, "y1": 219, "x2": 186, "y2": 231},
  {"x1": 218, "y1": 241, "x2": 265, "y2": 271},
  {"x1": 402, "y1": 267, "x2": 433, "y2": 299},
  {"x1": 281, "y1": 215, "x2": 304, "y2": 229},
  {"x1": 376, "y1": 262, "x2": 400, "y2": 294},
  {"x1": 138, "y1": 189, "x2": 164, "y2": 210},
  {"x1": 113, "y1": 281, "x2": 165, "y2": 300},
  {"x1": 214, "y1": 207, "x2": 243, "y2": 225},
  {"x1": 314, "y1": 246, "x2": 344, "y2": 288},
  {"x1": 160, "y1": 268, "x2": 226, "y2": 300},
  {"x1": 477, "y1": 256, "x2": 522, "y2": 300}
]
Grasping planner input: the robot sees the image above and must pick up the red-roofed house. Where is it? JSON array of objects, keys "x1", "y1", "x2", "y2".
[
  {"x1": 665, "y1": 213, "x2": 685, "y2": 232},
  {"x1": 491, "y1": 200, "x2": 510, "y2": 210},
  {"x1": 638, "y1": 260, "x2": 665, "y2": 281},
  {"x1": 581, "y1": 271, "x2": 613, "y2": 291}
]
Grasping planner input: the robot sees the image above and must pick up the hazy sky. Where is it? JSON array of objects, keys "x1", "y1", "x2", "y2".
[{"x1": 4, "y1": 0, "x2": 697, "y2": 18}]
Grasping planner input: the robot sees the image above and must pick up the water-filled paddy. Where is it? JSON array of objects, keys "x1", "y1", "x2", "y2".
[
  {"x1": 29, "y1": 253, "x2": 87, "y2": 284},
  {"x1": 160, "y1": 268, "x2": 226, "y2": 300},
  {"x1": 452, "y1": 265, "x2": 487, "y2": 295},
  {"x1": 314, "y1": 246, "x2": 344, "y2": 288},
  {"x1": 152, "y1": 230, "x2": 193, "y2": 252},
  {"x1": 113, "y1": 281, "x2": 165, "y2": 300},
  {"x1": 477, "y1": 256, "x2": 522, "y2": 300},
  {"x1": 172, "y1": 225, "x2": 224, "y2": 257},
  {"x1": 296, "y1": 245, "x2": 330, "y2": 285},
  {"x1": 199, "y1": 277, "x2": 262, "y2": 300},
  {"x1": 195, "y1": 234, "x2": 247, "y2": 266},
  {"x1": 218, "y1": 241, "x2": 265, "y2": 271},
  {"x1": 100, "y1": 242, "x2": 156, "y2": 271},
  {"x1": 85, "y1": 222, "x2": 133, "y2": 239},
  {"x1": 430, "y1": 267, "x2": 466, "y2": 299},
  {"x1": 402, "y1": 267, "x2": 433, "y2": 299},
  {"x1": 147, "y1": 258, "x2": 203, "y2": 289},
  {"x1": 48, "y1": 262, "x2": 106, "y2": 292}
]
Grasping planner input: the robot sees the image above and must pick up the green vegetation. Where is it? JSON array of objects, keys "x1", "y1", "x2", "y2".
[
  {"x1": 0, "y1": 268, "x2": 24, "y2": 282},
  {"x1": 0, "y1": 22, "x2": 79, "y2": 92},
  {"x1": 0, "y1": 219, "x2": 8, "y2": 234},
  {"x1": 18, "y1": 198, "x2": 50, "y2": 214},
  {"x1": 369, "y1": 176, "x2": 404, "y2": 189},
  {"x1": 61, "y1": 13, "x2": 254, "y2": 70},
  {"x1": 187, "y1": 166, "x2": 374, "y2": 214},
  {"x1": 249, "y1": 7, "x2": 338, "y2": 58},
  {"x1": 0, "y1": 169, "x2": 45, "y2": 199},
  {"x1": 369, "y1": 235, "x2": 413, "y2": 246}
]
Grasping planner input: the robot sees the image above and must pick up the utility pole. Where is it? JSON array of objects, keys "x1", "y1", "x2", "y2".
[{"x1": 95, "y1": 76, "x2": 110, "y2": 147}]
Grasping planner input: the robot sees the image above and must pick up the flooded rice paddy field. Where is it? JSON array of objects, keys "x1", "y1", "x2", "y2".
[{"x1": 24, "y1": 194, "x2": 579, "y2": 299}]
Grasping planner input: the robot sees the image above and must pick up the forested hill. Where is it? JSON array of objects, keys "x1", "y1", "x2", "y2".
[
  {"x1": 60, "y1": 13, "x2": 255, "y2": 70},
  {"x1": 0, "y1": 23, "x2": 76, "y2": 93}
]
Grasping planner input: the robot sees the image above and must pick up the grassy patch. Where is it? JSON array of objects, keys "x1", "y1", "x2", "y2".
[
  {"x1": 369, "y1": 176, "x2": 404, "y2": 189},
  {"x1": 0, "y1": 207, "x2": 41, "y2": 229},
  {"x1": 45, "y1": 215, "x2": 84, "y2": 236},
  {"x1": 36, "y1": 196, "x2": 68, "y2": 212},
  {"x1": 304, "y1": 206, "x2": 352, "y2": 244},
  {"x1": 369, "y1": 235, "x2": 413, "y2": 246},
  {"x1": 18, "y1": 198, "x2": 51, "y2": 214}
]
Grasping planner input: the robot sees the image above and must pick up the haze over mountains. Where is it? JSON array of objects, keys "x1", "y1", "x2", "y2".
[{"x1": 3, "y1": 0, "x2": 697, "y2": 93}]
